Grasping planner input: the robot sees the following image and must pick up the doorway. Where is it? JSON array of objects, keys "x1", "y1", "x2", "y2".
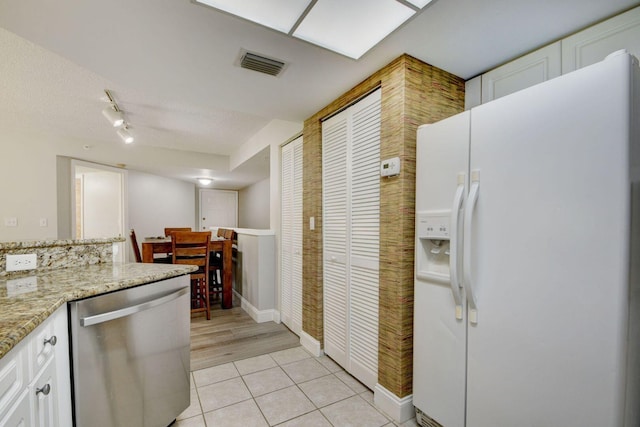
[
  {"x1": 199, "y1": 189, "x2": 238, "y2": 231},
  {"x1": 71, "y1": 160, "x2": 127, "y2": 262}
]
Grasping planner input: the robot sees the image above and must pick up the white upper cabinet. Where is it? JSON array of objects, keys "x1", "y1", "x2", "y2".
[
  {"x1": 481, "y1": 42, "x2": 561, "y2": 103},
  {"x1": 465, "y1": 76, "x2": 482, "y2": 110},
  {"x1": 562, "y1": 6, "x2": 640, "y2": 73},
  {"x1": 471, "y1": 6, "x2": 640, "y2": 107}
]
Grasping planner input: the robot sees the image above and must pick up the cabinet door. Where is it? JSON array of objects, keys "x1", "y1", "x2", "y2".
[
  {"x1": 0, "y1": 389, "x2": 31, "y2": 427},
  {"x1": 30, "y1": 358, "x2": 57, "y2": 427},
  {"x1": 562, "y1": 6, "x2": 640, "y2": 73},
  {"x1": 481, "y1": 42, "x2": 561, "y2": 103}
]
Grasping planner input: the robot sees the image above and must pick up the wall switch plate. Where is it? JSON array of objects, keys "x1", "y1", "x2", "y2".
[
  {"x1": 4, "y1": 217, "x2": 17, "y2": 227},
  {"x1": 6, "y1": 253, "x2": 37, "y2": 272},
  {"x1": 39, "y1": 218, "x2": 48, "y2": 227},
  {"x1": 310, "y1": 217, "x2": 315, "y2": 230},
  {"x1": 380, "y1": 157, "x2": 400, "y2": 177}
]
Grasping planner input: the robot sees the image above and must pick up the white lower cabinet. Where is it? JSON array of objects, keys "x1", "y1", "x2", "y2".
[
  {"x1": 2, "y1": 389, "x2": 31, "y2": 426},
  {"x1": 30, "y1": 358, "x2": 57, "y2": 427},
  {"x1": 0, "y1": 305, "x2": 71, "y2": 427}
]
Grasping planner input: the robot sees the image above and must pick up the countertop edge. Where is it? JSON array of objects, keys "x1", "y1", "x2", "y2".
[{"x1": 0, "y1": 263, "x2": 196, "y2": 360}]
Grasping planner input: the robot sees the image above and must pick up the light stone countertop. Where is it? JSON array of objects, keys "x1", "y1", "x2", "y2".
[
  {"x1": 0, "y1": 262, "x2": 196, "y2": 359},
  {"x1": 0, "y1": 236, "x2": 124, "y2": 250}
]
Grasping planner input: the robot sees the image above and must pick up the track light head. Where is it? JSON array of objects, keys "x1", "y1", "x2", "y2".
[
  {"x1": 117, "y1": 127, "x2": 134, "y2": 144},
  {"x1": 102, "y1": 106, "x2": 125, "y2": 127}
]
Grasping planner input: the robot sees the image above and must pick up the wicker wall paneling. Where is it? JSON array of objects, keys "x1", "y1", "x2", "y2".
[{"x1": 302, "y1": 54, "x2": 465, "y2": 398}]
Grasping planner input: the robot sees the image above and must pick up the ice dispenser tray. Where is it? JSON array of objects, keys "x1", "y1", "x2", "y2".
[{"x1": 416, "y1": 211, "x2": 451, "y2": 283}]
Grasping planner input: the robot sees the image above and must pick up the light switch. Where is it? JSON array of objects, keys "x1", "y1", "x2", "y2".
[{"x1": 310, "y1": 217, "x2": 315, "y2": 230}]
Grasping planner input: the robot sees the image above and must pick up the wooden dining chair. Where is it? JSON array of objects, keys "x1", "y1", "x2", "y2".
[
  {"x1": 164, "y1": 227, "x2": 192, "y2": 237},
  {"x1": 130, "y1": 229, "x2": 142, "y2": 263},
  {"x1": 172, "y1": 231, "x2": 212, "y2": 320},
  {"x1": 209, "y1": 229, "x2": 225, "y2": 304}
]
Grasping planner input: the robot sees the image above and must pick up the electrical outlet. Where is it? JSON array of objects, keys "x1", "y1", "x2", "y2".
[
  {"x1": 4, "y1": 217, "x2": 17, "y2": 227},
  {"x1": 6, "y1": 276, "x2": 37, "y2": 296},
  {"x1": 6, "y1": 253, "x2": 37, "y2": 272}
]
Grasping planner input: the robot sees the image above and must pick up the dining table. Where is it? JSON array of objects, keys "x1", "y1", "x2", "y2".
[{"x1": 141, "y1": 237, "x2": 233, "y2": 309}]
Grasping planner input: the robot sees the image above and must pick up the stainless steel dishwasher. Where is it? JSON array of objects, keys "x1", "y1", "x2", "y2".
[{"x1": 69, "y1": 275, "x2": 190, "y2": 427}]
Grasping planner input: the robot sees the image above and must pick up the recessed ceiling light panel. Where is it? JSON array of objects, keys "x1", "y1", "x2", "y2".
[
  {"x1": 405, "y1": 0, "x2": 434, "y2": 8},
  {"x1": 195, "y1": 0, "x2": 312, "y2": 33},
  {"x1": 293, "y1": 0, "x2": 415, "y2": 59}
]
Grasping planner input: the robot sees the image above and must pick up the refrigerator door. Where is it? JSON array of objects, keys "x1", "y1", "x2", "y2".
[
  {"x1": 465, "y1": 52, "x2": 634, "y2": 426},
  {"x1": 413, "y1": 112, "x2": 470, "y2": 427}
]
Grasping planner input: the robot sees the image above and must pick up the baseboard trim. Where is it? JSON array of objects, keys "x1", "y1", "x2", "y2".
[
  {"x1": 299, "y1": 330, "x2": 323, "y2": 357},
  {"x1": 240, "y1": 297, "x2": 277, "y2": 323},
  {"x1": 374, "y1": 384, "x2": 414, "y2": 424}
]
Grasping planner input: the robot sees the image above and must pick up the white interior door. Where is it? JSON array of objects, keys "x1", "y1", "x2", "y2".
[
  {"x1": 199, "y1": 189, "x2": 238, "y2": 230},
  {"x1": 280, "y1": 136, "x2": 303, "y2": 335},
  {"x1": 466, "y1": 53, "x2": 633, "y2": 427}
]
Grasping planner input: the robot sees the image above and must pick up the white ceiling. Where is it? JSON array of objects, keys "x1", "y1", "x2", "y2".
[{"x1": 0, "y1": 0, "x2": 638, "y2": 188}]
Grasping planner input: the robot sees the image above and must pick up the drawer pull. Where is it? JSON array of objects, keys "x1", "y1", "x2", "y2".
[
  {"x1": 44, "y1": 336, "x2": 57, "y2": 347},
  {"x1": 36, "y1": 384, "x2": 51, "y2": 396}
]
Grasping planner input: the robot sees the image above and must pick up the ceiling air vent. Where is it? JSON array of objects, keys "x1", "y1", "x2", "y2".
[{"x1": 240, "y1": 51, "x2": 286, "y2": 77}]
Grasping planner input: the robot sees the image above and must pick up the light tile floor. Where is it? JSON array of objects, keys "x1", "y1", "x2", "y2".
[{"x1": 176, "y1": 346, "x2": 419, "y2": 427}]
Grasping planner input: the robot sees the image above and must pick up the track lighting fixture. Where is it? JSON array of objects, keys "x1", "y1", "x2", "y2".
[
  {"x1": 103, "y1": 89, "x2": 134, "y2": 143},
  {"x1": 117, "y1": 126, "x2": 134, "y2": 144},
  {"x1": 102, "y1": 105, "x2": 124, "y2": 127}
]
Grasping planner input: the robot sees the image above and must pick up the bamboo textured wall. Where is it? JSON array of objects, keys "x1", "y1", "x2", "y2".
[{"x1": 302, "y1": 54, "x2": 465, "y2": 398}]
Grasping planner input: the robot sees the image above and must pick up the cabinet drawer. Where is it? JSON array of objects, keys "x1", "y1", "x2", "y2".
[
  {"x1": 0, "y1": 350, "x2": 27, "y2": 421},
  {"x1": 30, "y1": 317, "x2": 57, "y2": 377}
]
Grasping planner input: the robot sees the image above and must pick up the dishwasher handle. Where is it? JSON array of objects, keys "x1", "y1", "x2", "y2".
[{"x1": 80, "y1": 287, "x2": 189, "y2": 327}]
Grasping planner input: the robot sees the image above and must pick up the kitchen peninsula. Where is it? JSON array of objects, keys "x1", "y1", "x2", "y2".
[{"x1": 0, "y1": 237, "x2": 196, "y2": 426}]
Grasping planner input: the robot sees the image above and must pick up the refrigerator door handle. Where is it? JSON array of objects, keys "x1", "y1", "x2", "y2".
[
  {"x1": 449, "y1": 172, "x2": 466, "y2": 320},
  {"x1": 463, "y1": 170, "x2": 480, "y2": 324}
]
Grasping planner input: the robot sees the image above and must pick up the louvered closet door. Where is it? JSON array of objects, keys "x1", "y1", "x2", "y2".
[
  {"x1": 280, "y1": 137, "x2": 303, "y2": 335},
  {"x1": 348, "y1": 90, "x2": 380, "y2": 389},
  {"x1": 322, "y1": 108, "x2": 350, "y2": 368},
  {"x1": 291, "y1": 139, "x2": 303, "y2": 334},
  {"x1": 323, "y1": 89, "x2": 381, "y2": 388}
]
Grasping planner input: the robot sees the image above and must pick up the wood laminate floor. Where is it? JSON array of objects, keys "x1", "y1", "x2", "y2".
[{"x1": 190, "y1": 298, "x2": 300, "y2": 371}]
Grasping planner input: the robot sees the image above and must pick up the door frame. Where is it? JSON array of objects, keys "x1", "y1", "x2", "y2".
[{"x1": 70, "y1": 159, "x2": 127, "y2": 262}]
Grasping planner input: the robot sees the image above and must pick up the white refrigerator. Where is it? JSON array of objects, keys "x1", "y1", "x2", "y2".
[{"x1": 413, "y1": 50, "x2": 640, "y2": 427}]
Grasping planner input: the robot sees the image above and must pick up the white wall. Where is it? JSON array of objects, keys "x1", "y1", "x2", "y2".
[
  {"x1": 230, "y1": 119, "x2": 302, "y2": 170},
  {"x1": 0, "y1": 128, "x2": 59, "y2": 241},
  {"x1": 127, "y1": 170, "x2": 195, "y2": 260},
  {"x1": 238, "y1": 178, "x2": 270, "y2": 229}
]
